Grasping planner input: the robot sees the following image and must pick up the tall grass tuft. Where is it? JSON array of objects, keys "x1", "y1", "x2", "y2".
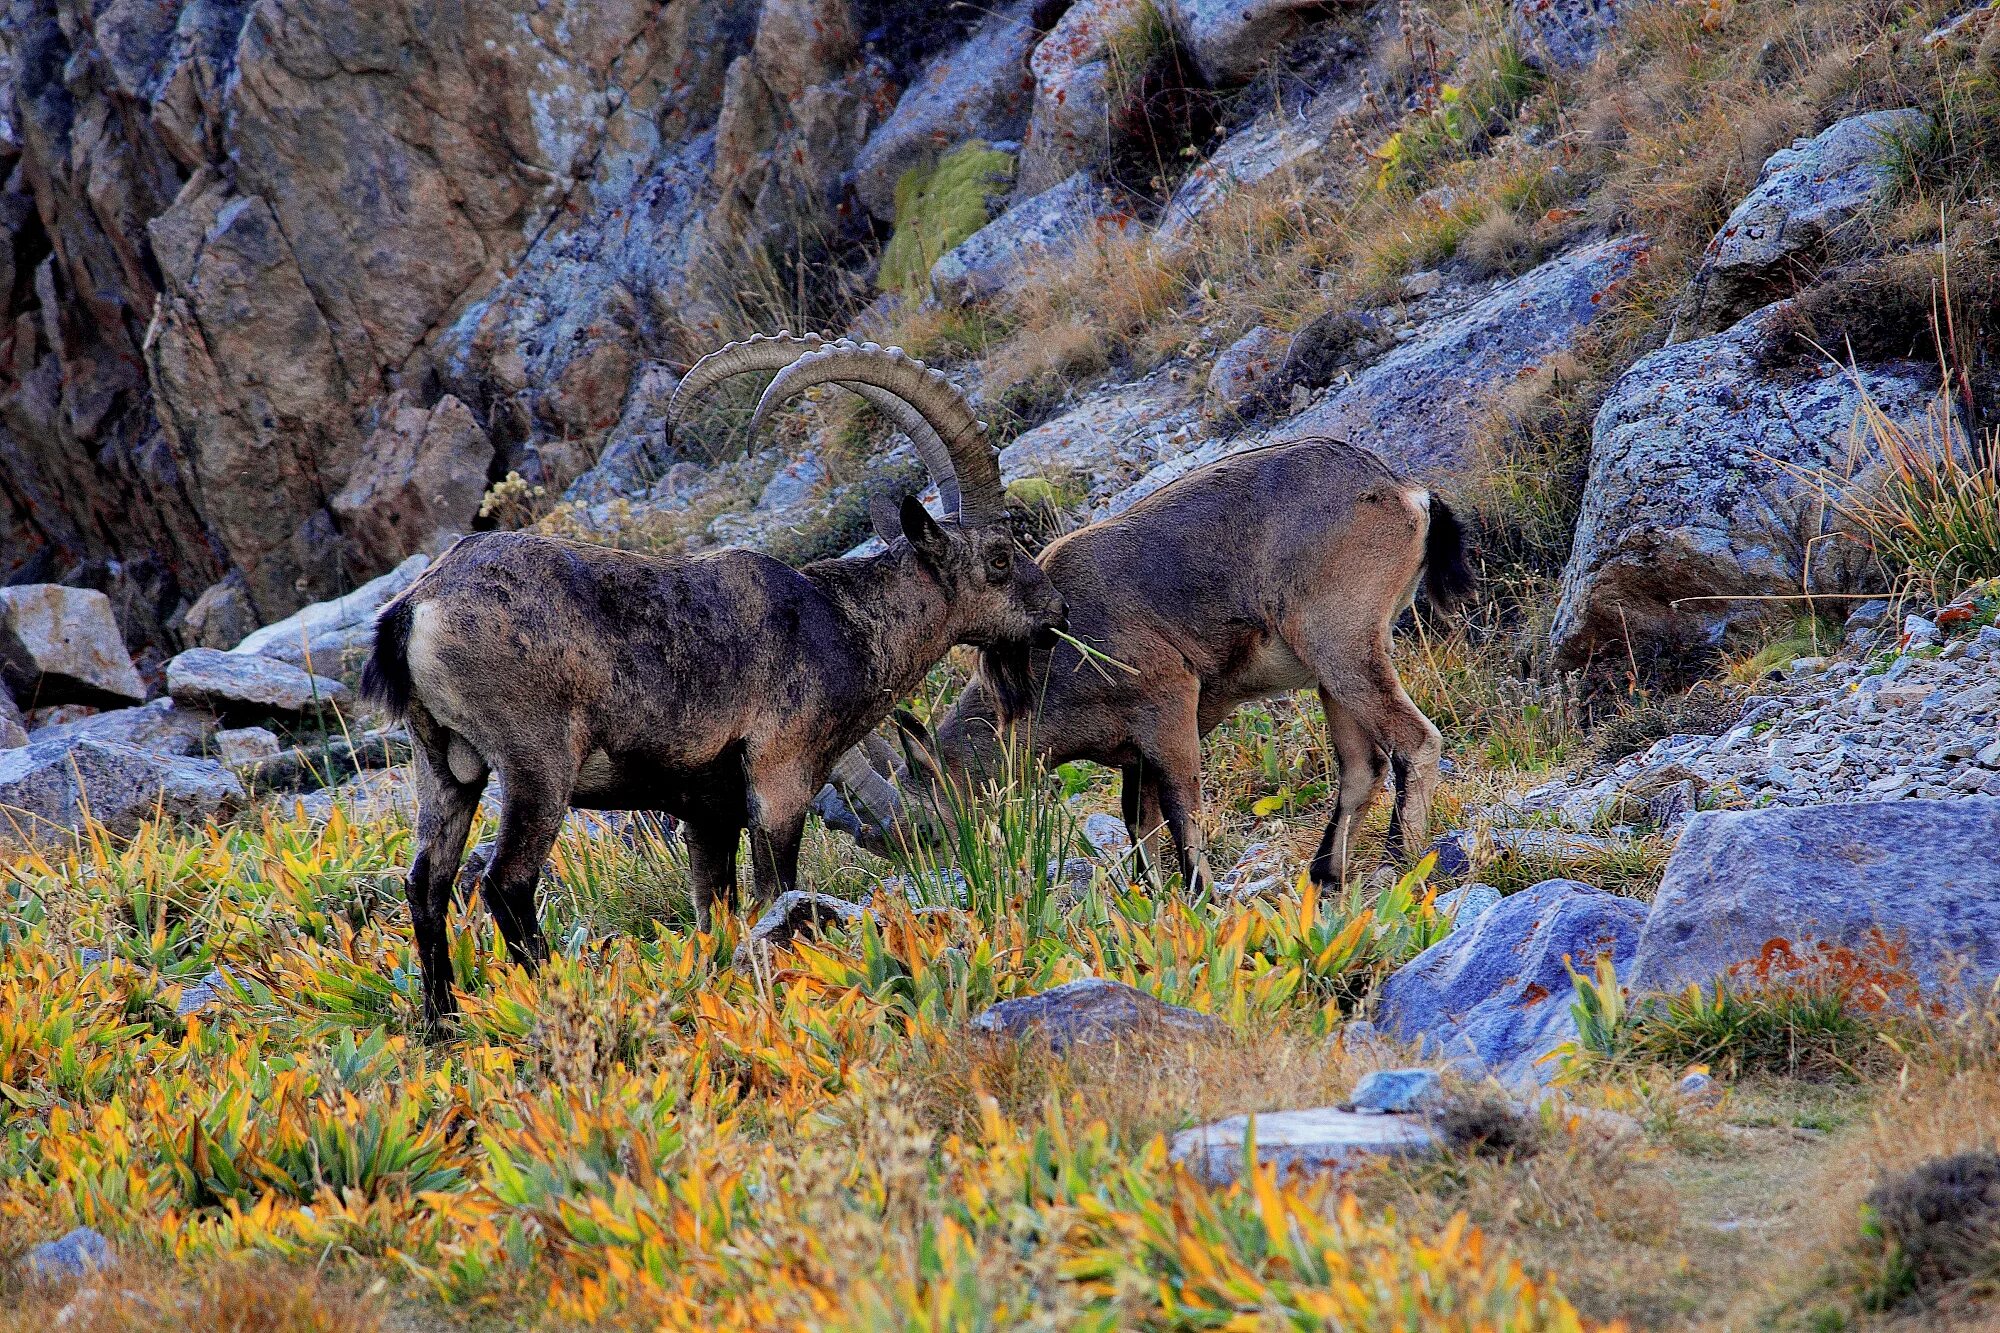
[{"x1": 1833, "y1": 391, "x2": 2000, "y2": 606}]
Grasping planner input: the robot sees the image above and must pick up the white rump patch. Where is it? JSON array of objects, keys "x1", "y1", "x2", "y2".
[{"x1": 1407, "y1": 488, "x2": 1431, "y2": 510}]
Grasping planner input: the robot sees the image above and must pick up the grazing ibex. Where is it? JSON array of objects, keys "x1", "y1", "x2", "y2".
[
  {"x1": 361, "y1": 338, "x2": 1065, "y2": 1024},
  {"x1": 883, "y1": 438, "x2": 1474, "y2": 893}
]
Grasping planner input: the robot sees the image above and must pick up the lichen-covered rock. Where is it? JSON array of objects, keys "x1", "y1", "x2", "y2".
[
  {"x1": 1700, "y1": 110, "x2": 1928, "y2": 316},
  {"x1": 1278, "y1": 235, "x2": 1649, "y2": 473},
  {"x1": 931, "y1": 173, "x2": 1145, "y2": 307},
  {"x1": 1628, "y1": 798, "x2": 2000, "y2": 1000},
  {"x1": 329, "y1": 393, "x2": 493, "y2": 573},
  {"x1": 1165, "y1": 0, "x2": 1339, "y2": 85},
  {"x1": 1206, "y1": 325, "x2": 1291, "y2": 410},
  {"x1": 0, "y1": 689, "x2": 25, "y2": 750},
  {"x1": 215, "y1": 727, "x2": 283, "y2": 768},
  {"x1": 0, "y1": 585, "x2": 147, "y2": 707},
  {"x1": 26, "y1": 699, "x2": 213, "y2": 758},
  {"x1": 970, "y1": 977, "x2": 1220, "y2": 1050},
  {"x1": 1550, "y1": 301, "x2": 1945, "y2": 663},
  {"x1": 1346, "y1": 1067, "x2": 1446, "y2": 1114},
  {"x1": 851, "y1": 1, "x2": 1040, "y2": 220},
  {"x1": 1170, "y1": 1106, "x2": 1440, "y2": 1184},
  {"x1": 1017, "y1": 0, "x2": 1151, "y2": 194},
  {"x1": 995, "y1": 369, "x2": 1201, "y2": 500},
  {"x1": 1511, "y1": 0, "x2": 1621, "y2": 69},
  {"x1": 167, "y1": 648, "x2": 350, "y2": 720},
  {"x1": 21, "y1": 1226, "x2": 115, "y2": 1281},
  {"x1": 1376, "y1": 878, "x2": 1648, "y2": 1086},
  {"x1": 0, "y1": 740, "x2": 245, "y2": 839},
  {"x1": 1157, "y1": 109, "x2": 1327, "y2": 248}
]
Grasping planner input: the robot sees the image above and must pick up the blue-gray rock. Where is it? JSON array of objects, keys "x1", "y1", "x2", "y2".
[
  {"x1": 1435, "y1": 882, "x2": 1502, "y2": 929},
  {"x1": 234, "y1": 554, "x2": 429, "y2": 659},
  {"x1": 849, "y1": 1, "x2": 1039, "y2": 219},
  {"x1": 1628, "y1": 798, "x2": 2000, "y2": 1000},
  {"x1": 167, "y1": 648, "x2": 350, "y2": 720},
  {"x1": 1551, "y1": 301, "x2": 1948, "y2": 662},
  {"x1": 1081, "y1": 812, "x2": 1133, "y2": 857},
  {"x1": 930, "y1": 173, "x2": 1143, "y2": 307},
  {"x1": 0, "y1": 740, "x2": 246, "y2": 839},
  {"x1": 22, "y1": 1226, "x2": 113, "y2": 1280},
  {"x1": 1511, "y1": 0, "x2": 1620, "y2": 69},
  {"x1": 175, "y1": 968, "x2": 231, "y2": 1018},
  {"x1": 1164, "y1": 0, "x2": 1335, "y2": 85},
  {"x1": 26, "y1": 699, "x2": 213, "y2": 758},
  {"x1": 1345, "y1": 1067, "x2": 1445, "y2": 1114},
  {"x1": 970, "y1": 977, "x2": 1220, "y2": 1051},
  {"x1": 1276, "y1": 235, "x2": 1649, "y2": 474},
  {"x1": 1376, "y1": 878, "x2": 1648, "y2": 1086},
  {"x1": 1701, "y1": 110, "x2": 1928, "y2": 314},
  {"x1": 0, "y1": 586, "x2": 146, "y2": 707},
  {"x1": 1427, "y1": 830, "x2": 1474, "y2": 878},
  {"x1": 733, "y1": 891, "x2": 873, "y2": 967},
  {"x1": 1170, "y1": 1106, "x2": 1440, "y2": 1184}
]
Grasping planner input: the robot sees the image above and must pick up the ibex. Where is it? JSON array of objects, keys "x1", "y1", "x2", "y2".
[
  {"x1": 361, "y1": 338, "x2": 1065, "y2": 1024},
  {"x1": 880, "y1": 438, "x2": 1473, "y2": 893}
]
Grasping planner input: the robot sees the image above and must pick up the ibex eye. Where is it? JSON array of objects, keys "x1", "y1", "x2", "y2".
[{"x1": 990, "y1": 552, "x2": 1010, "y2": 573}]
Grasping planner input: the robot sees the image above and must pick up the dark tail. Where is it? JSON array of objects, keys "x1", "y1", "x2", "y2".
[
  {"x1": 1422, "y1": 497, "x2": 1475, "y2": 614},
  {"x1": 360, "y1": 598, "x2": 416, "y2": 721}
]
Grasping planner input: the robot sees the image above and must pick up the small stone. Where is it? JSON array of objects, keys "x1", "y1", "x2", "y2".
[
  {"x1": 22, "y1": 1226, "x2": 114, "y2": 1280},
  {"x1": 1426, "y1": 830, "x2": 1473, "y2": 878},
  {"x1": 1787, "y1": 656, "x2": 1830, "y2": 677},
  {"x1": 1434, "y1": 882, "x2": 1501, "y2": 928},
  {"x1": 1345, "y1": 1067, "x2": 1445, "y2": 1114},
  {"x1": 970, "y1": 978, "x2": 1220, "y2": 1052},
  {"x1": 1400, "y1": 269, "x2": 1445, "y2": 297},
  {"x1": 1675, "y1": 1071, "x2": 1722, "y2": 1107},
  {"x1": 1846, "y1": 599, "x2": 1890, "y2": 628},
  {"x1": 732, "y1": 891, "x2": 871, "y2": 967},
  {"x1": 214, "y1": 727, "x2": 283, "y2": 767},
  {"x1": 1170, "y1": 1106, "x2": 1439, "y2": 1184},
  {"x1": 1904, "y1": 614, "x2": 1942, "y2": 647},
  {"x1": 174, "y1": 968, "x2": 230, "y2": 1018},
  {"x1": 1081, "y1": 812, "x2": 1132, "y2": 857}
]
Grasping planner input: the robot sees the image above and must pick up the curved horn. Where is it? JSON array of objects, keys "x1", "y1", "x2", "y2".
[
  {"x1": 666, "y1": 333, "x2": 964, "y2": 516},
  {"x1": 751, "y1": 342, "x2": 1004, "y2": 523}
]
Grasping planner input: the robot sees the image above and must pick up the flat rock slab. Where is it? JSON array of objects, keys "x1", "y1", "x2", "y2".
[
  {"x1": 1628, "y1": 797, "x2": 2000, "y2": 1000},
  {"x1": 971, "y1": 977, "x2": 1221, "y2": 1051},
  {"x1": 0, "y1": 740, "x2": 245, "y2": 839},
  {"x1": 168, "y1": 647, "x2": 350, "y2": 720},
  {"x1": 27, "y1": 698, "x2": 213, "y2": 757},
  {"x1": 931, "y1": 172, "x2": 1143, "y2": 307},
  {"x1": 1376, "y1": 878, "x2": 1648, "y2": 1086},
  {"x1": 0, "y1": 585, "x2": 146, "y2": 707},
  {"x1": 1171, "y1": 1107, "x2": 1441, "y2": 1184},
  {"x1": 235, "y1": 554, "x2": 429, "y2": 658}
]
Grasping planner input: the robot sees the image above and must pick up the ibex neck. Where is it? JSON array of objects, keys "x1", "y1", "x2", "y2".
[{"x1": 804, "y1": 547, "x2": 956, "y2": 705}]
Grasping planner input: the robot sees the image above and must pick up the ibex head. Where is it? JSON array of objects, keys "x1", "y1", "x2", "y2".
[{"x1": 670, "y1": 334, "x2": 1067, "y2": 651}]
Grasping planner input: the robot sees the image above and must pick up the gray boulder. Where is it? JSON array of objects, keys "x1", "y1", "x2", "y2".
[
  {"x1": 970, "y1": 977, "x2": 1220, "y2": 1051},
  {"x1": 329, "y1": 392, "x2": 491, "y2": 572},
  {"x1": 180, "y1": 571, "x2": 261, "y2": 650},
  {"x1": 1376, "y1": 878, "x2": 1648, "y2": 1086},
  {"x1": 26, "y1": 699, "x2": 213, "y2": 757},
  {"x1": 733, "y1": 891, "x2": 873, "y2": 966},
  {"x1": 1628, "y1": 798, "x2": 2000, "y2": 1000},
  {"x1": 215, "y1": 727, "x2": 283, "y2": 767},
  {"x1": 1346, "y1": 1067, "x2": 1446, "y2": 1114},
  {"x1": 1700, "y1": 109, "x2": 1928, "y2": 316},
  {"x1": 1157, "y1": 109, "x2": 1326, "y2": 249},
  {"x1": 931, "y1": 173, "x2": 1144, "y2": 307},
  {"x1": 0, "y1": 740, "x2": 245, "y2": 838},
  {"x1": 1016, "y1": 0, "x2": 1149, "y2": 194},
  {"x1": 1551, "y1": 300, "x2": 1945, "y2": 662},
  {"x1": 995, "y1": 369, "x2": 1200, "y2": 502},
  {"x1": 0, "y1": 585, "x2": 146, "y2": 707},
  {"x1": 1170, "y1": 1106, "x2": 1440, "y2": 1184},
  {"x1": 22, "y1": 1226, "x2": 114, "y2": 1280},
  {"x1": 850, "y1": 1, "x2": 1040, "y2": 220},
  {"x1": 0, "y1": 688, "x2": 25, "y2": 750},
  {"x1": 168, "y1": 648, "x2": 350, "y2": 721},
  {"x1": 234, "y1": 554, "x2": 429, "y2": 660},
  {"x1": 1278, "y1": 235, "x2": 1650, "y2": 473},
  {"x1": 1165, "y1": 0, "x2": 1338, "y2": 85},
  {"x1": 1511, "y1": 0, "x2": 1620, "y2": 69}
]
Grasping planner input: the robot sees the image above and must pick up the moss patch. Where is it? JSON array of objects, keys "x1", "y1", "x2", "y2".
[{"x1": 878, "y1": 141, "x2": 1016, "y2": 297}]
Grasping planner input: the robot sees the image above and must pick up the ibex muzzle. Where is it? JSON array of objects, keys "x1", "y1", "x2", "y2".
[{"x1": 362, "y1": 337, "x2": 1061, "y2": 1027}]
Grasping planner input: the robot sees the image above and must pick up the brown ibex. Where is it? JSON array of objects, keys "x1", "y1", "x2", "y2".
[
  {"x1": 361, "y1": 339, "x2": 1065, "y2": 1024},
  {"x1": 884, "y1": 438, "x2": 1473, "y2": 893}
]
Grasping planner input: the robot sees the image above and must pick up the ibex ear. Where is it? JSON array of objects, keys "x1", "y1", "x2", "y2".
[
  {"x1": 900, "y1": 495, "x2": 949, "y2": 567},
  {"x1": 867, "y1": 489, "x2": 904, "y2": 545}
]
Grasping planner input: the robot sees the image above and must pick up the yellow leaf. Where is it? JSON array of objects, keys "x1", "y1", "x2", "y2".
[{"x1": 1251, "y1": 794, "x2": 1286, "y2": 817}]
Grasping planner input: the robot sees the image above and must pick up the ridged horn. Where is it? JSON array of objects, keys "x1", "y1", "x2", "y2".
[
  {"x1": 751, "y1": 342, "x2": 1003, "y2": 523},
  {"x1": 666, "y1": 332, "x2": 964, "y2": 516}
]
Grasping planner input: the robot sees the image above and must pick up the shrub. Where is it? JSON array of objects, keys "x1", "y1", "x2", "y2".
[{"x1": 1858, "y1": 1151, "x2": 2000, "y2": 1309}]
